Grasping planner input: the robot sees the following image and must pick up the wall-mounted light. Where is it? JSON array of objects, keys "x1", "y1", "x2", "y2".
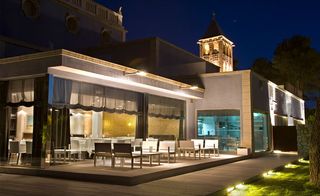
[
  {"x1": 123, "y1": 70, "x2": 147, "y2": 77},
  {"x1": 180, "y1": 85, "x2": 199, "y2": 90}
]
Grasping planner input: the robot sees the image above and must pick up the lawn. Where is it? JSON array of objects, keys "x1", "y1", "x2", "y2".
[{"x1": 228, "y1": 159, "x2": 320, "y2": 196}]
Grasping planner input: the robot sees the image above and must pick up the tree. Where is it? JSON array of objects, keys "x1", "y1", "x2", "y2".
[
  {"x1": 273, "y1": 35, "x2": 320, "y2": 91},
  {"x1": 251, "y1": 57, "x2": 282, "y2": 83},
  {"x1": 310, "y1": 100, "x2": 320, "y2": 187},
  {"x1": 273, "y1": 35, "x2": 320, "y2": 187},
  {"x1": 252, "y1": 35, "x2": 320, "y2": 187}
]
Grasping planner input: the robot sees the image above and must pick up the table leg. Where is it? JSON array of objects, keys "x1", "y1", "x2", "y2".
[
  {"x1": 53, "y1": 152, "x2": 56, "y2": 164},
  {"x1": 149, "y1": 155, "x2": 152, "y2": 166},
  {"x1": 63, "y1": 151, "x2": 66, "y2": 163}
]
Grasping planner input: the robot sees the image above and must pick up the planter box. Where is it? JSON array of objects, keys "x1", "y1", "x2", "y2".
[{"x1": 237, "y1": 147, "x2": 250, "y2": 155}]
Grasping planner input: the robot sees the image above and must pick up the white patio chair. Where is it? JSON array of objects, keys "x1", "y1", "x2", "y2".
[
  {"x1": 8, "y1": 141, "x2": 20, "y2": 164},
  {"x1": 191, "y1": 139, "x2": 204, "y2": 157},
  {"x1": 158, "y1": 140, "x2": 177, "y2": 163},
  {"x1": 25, "y1": 141, "x2": 33, "y2": 163},
  {"x1": 204, "y1": 139, "x2": 219, "y2": 157},
  {"x1": 178, "y1": 140, "x2": 201, "y2": 159},
  {"x1": 142, "y1": 140, "x2": 158, "y2": 153},
  {"x1": 132, "y1": 138, "x2": 143, "y2": 152},
  {"x1": 67, "y1": 139, "x2": 81, "y2": 161}
]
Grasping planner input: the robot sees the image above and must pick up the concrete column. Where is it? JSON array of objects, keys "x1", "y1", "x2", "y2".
[
  {"x1": 0, "y1": 81, "x2": 8, "y2": 163},
  {"x1": 186, "y1": 99, "x2": 195, "y2": 139},
  {"x1": 32, "y1": 76, "x2": 50, "y2": 167},
  {"x1": 0, "y1": 41, "x2": 5, "y2": 58},
  {"x1": 241, "y1": 71, "x2": 253, "y2": 151},
  {"x1": 137, "y1": 93, "x2": 148, "y2": 139}
]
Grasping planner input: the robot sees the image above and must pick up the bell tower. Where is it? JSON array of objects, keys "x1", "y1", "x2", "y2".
[{"x1": 198, "y1": 16, "x2": 234, "y2": 72}]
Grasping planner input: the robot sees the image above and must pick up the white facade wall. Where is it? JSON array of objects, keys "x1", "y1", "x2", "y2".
[
  {"x1": 190, "y1": 72, "x2": 243, "y2": 140},
  {"x1": 268, "y1": 82, "x2": 305, "y2": 126}
]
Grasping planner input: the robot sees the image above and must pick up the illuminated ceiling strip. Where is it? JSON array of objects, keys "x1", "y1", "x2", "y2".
[
  {"x1": 49, "y1": 66, "x2": 202, "y2": 99},
  {"x1": 61, "y1": 50, "x2": 205, "y2": 93}
]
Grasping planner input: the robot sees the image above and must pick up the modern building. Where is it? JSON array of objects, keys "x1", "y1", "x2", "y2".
[{"x1": 0, "y1": 0, "x2": 305, "y2": 168}]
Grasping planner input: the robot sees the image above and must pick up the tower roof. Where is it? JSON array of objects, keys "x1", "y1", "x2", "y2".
[{"x1": 201, "y1": 17, "x2": 224, "y2": 39}]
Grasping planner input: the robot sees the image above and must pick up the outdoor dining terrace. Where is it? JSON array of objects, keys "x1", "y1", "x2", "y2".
[
  {"x1": 3, "y1": 137, "x2": 247, "y2": 185},
  {"x1": 51, "y1": 137, "x2": 223, "y2": 168}
]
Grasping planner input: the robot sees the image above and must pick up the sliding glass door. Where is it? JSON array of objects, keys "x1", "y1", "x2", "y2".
[{"x1": 253, "y1": 112, "x2": 269, "y2": 152}]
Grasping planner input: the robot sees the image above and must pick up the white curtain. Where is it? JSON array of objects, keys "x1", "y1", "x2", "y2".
[
  {"x1": 7, "y1": 79, "x2": 34, "y2": 103},
  {"x1": 53, "y1": 77, "x2": 138, "y2": 114},
  {"x1": 148, "y1": 95, "x2": 184, "y2": 119}
]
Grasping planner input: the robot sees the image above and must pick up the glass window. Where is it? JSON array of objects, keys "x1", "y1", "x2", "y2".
[
  {"x1": 148, "y1": 117, "x2": 180, "y2": 139},
  {"x1": 53, "y1": 77, "x2": 138, "y2": 113},
  {"x1": 102, "y1": 112, "x2": 136, "y2": 137},
  {"x1": 7, "y1": 79, "x2": 34, "y2": 103},
  {"x1": 70, "y1": 109, "x2": 94, "y2": 137},
  {"x1": 10, "y1": 106, "x2": 34, "y2": 141},
  {"x1": 253, "y1": 112, "x2": 269, "y2": 152},
  {"x1": 148, "y1": 95, "x2": 185, "y2": 139},
  {"x1": 69, "y1": 109, "x2": 137, "y2": 138},
  {"x1": 7, "y1": 106, "x2": 34, "y2": 165},
  {"x1": 197, "y1": 110, "x2": 240, "y2": 152}
]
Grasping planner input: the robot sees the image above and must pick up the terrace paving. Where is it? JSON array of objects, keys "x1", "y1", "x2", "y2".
[
  {"x1": 0, "y1": 154, "x2": 245, "y2": 185},
  {"x1": 0, "y1": 153, "x2": 298, "y2": 195}
]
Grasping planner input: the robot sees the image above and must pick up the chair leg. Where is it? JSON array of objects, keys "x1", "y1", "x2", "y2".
[
  {"x1": 140, "y1": 156, "x2": 142, "y2": 168},
  {"x1": 16, "y1": 153, "x2": 20, "y2": 165},
  {"x1": 131, "y1": 157, "x2": 134, "y2": 169},
  {"x1": 8, "y1": 153, "x2": 11, "y2": 164},
  {"x1": 111, "y1": 157, "x2": 115, "y2": 168}
]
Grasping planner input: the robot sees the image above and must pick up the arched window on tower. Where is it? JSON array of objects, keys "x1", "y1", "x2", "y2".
[{"x1": 203, "y1": 43, "x2": 210, "y2": 55}]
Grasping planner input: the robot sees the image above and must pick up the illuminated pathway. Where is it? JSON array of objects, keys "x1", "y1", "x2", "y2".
[{"x1": 0, "y1": 153, "x2": 297, "y2": 196}]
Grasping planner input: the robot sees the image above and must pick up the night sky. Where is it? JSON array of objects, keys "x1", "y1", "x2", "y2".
[{"x1": 97, "y1": 0, "x2": 320, "y2": 70}]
